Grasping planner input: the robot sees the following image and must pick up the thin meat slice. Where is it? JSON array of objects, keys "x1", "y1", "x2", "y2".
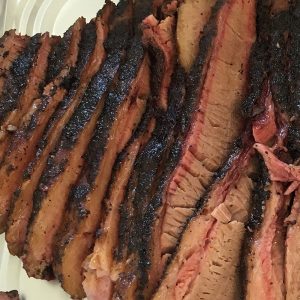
[
  {"x1": 22, "y1": 0, "x2": 133, "y2": 279},
  {"x1": 176, "y1": 0, "x2": 216, "y2": 71},
  {"x1": 285, "y1": 188, "x2": 300, "y2": 300},
  {"x1": 0, "y1": 33, "x2": 57, "y2": 162},
  {"x1": 0, "y1": 17, "x2": 85, "y2": 233},
  {"x1": 142, "y1": 15, "x2": 176, "y2": 110},
  {"x1": 53, "y1": 43, "x2": 150, "y2": 298},
  {"x1": 82, "y1": 113, "x2": 155, "y2": 300},
  {"x1": 153, "y1": 142, "x2": 254, "y2": 300},
  {"x1": 245, "y1": 180, "x2": 288, "y2": 300},
  {"x1": 5, "y1": 3, "x2": 114, "y2": 257}
]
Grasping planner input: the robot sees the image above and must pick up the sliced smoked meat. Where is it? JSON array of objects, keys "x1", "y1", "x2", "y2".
[
  {"x1": 0, "y1": 17, "x2": 85, "y2": 234},
  {"x1": 176, "y1": 0, "x2": 216, "y2": 71},
  {"x1": 0, "y1": 33, "x2": 58, "y2": 163},
  {"x1": 53, "y1": 41, "x2": 150, "y2": 298},
  {"x1": 153, "y1": 141, "x2": 254, "y2": 300},
  {"x1": 82, "y1": 113, "x2": 155, "y2": 300},
  {"x1": 112, "y1": 1, "x2": 256, "y2": 297},
  {"x1": 159, "y1": 0, "x2": 256, "y2": 255},
  {"x1": 5, "y1": 2, "x2": 114, "y2": 258},
  {"x1": 285, "y1": 188, "x2": 300, "y2": 300},
  {"x1": 22, "y1": 0, "x2": 133, "y2": 279},
  {"x1": 244, "y1": 180, "x2": 288, "y2": 300}
]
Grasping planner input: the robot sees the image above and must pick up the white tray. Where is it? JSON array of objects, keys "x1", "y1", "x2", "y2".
[{"x1": 0, "y1": 0, "x2": 117, "y2": 299}]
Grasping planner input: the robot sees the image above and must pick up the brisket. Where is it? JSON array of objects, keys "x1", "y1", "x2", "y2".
[
  {"x1": 0, "y1": 18, "x2": 85, "y2": 233},
  {"x1": 5, "y1": 2, "x2": 114, "y2": 258},
  {"x1": 0, "y1": 33, "x2": 57, "y2": 163},
  {"x1": 82, "y1": 112, "x2": 155, "y2": 300},
  {"x1": 153, "y1": 140, "x2": 254, "y2": 300},
  {"x1": 112, "y1": 0, "x2": 256, "y2": 297},
  {"x1": 22, "y1": 0, "x2": 133, "y2": 279},
  {"x1": 53, "y1": 39, "x2": 150, "y2": 298}
]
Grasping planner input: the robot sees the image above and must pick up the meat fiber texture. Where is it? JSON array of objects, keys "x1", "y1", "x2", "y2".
[{"x1": 1, "y1": 0, "x2": 300, "y2": 299}]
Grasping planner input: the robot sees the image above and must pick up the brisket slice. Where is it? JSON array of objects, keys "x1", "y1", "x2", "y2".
[
  {"x1": 82, "y1": 112, "x2": 155, "y2": 300},
  {"x1": 153, "y1": 139, "x2": 254, "y2": 300},
  {"x1": 53, "y1": 42, "x2": 150, "y2": 298},
  {"x1": 176, "y1": 0, "x2": 216, "y2": 71},
  {"x1": 244, "y1": 179, "x2": 288, "y2": 300},
  {"x1": 0, "y1": 33, "x2": 57, "y2": 163},
  {"x1": 112, "y1": 0, "x2": 256, "y2": 298},
  {"x1": 0, "y1": 18, "x2": 85, "y2": 233},
  {"x1": 110, "y1": 16, "x2": 179, "y2": 300},
  {"x1": 285, "y1": 188, "x2": 300, "y2": 300},
  {"x1": 5, "y1": 2, "x2": 114, "y2": 258},
  {"x1": 22, "y1": 0, "x2": 133, "y2": 280},
  {"x1": 159, "y1": 0, "x2": 255, "y2": 256}
]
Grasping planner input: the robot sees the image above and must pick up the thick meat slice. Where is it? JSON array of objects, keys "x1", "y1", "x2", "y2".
[
  {"x1": 245, "y1": 181, "x2": 288, "y2": 300},
  {"x1": 0, "y1": 18, "x2": 85, "y2": 233},
  {"x1": 177, "y1": 0, "x2": 216, "y2": 71},
  {"x1": 153, "y1": 143, "x2": 254, "y2": 300},
  {"x1": 53, "y1": 45, "x2": 150, "y2": 298},
  {"x1": 285, "y1": 188, "x2": 300, "y2": 300},
  {"x1": 113, "y1": 0, "x2": 255, "y2": 297},
  {"x1": 160, "y1": 0, "x2": 256, "y2": 255},
  {"x1": 82, "y1": 113, "x2": 155, "y2": 300},
  {"x1": 5, "y1": 3, "x2": 114, "y2": 257},
  {"x1": 0, "y1": 31, "x2": 29, "y2": 93},
  {"x1": 0, "y1": 291, "x2": 19, "y2": 300},
  {"x1": 22, "y1": 1, "x2": 133, "y2": 279},
  {"x1": 0, "y1": 33, "x2": 57, "y2": 162}
]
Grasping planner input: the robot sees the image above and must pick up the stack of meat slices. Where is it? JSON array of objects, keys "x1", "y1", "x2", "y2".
[{"x1": 1, "y1": 0, "x2": 300, "y2": 299}]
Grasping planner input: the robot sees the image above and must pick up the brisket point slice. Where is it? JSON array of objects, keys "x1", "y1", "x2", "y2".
[{"x1": 22, "y1": 1, "x2": 133, "y2": 279}]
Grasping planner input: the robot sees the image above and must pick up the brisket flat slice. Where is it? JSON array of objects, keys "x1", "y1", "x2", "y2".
[
  {"x1": 285, "y1": 188, "x2": 300, "y2": 300},
  {"x1": 0, "y1": 33, "x2": 58, "y2": 163},
  {"x1": 53, "y1": 40, "x2": 150, "y2": 298},
  {"x1": 5, "y1": 2, "x2": 114, "y2": 258},
  {"x1": 22, "y1": 0, "x2": 133, "y2": 280},
  {"x1": 0, "y1": 17, "x2": 85, "y2": 234}
]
